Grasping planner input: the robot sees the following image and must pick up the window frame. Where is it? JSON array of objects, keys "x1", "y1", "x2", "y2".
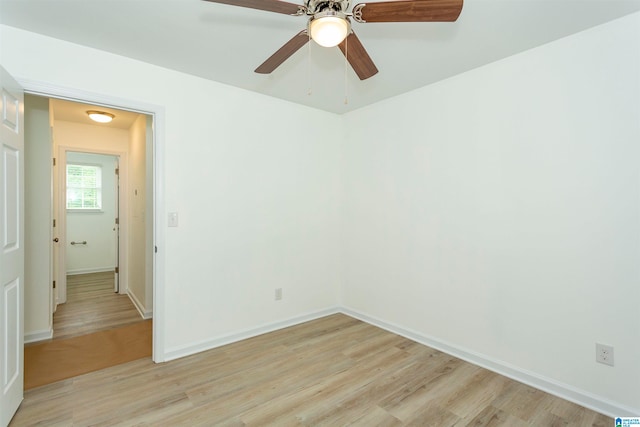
[{"x1": 66, "y1": 162, "x2": 104, "y2": 212}]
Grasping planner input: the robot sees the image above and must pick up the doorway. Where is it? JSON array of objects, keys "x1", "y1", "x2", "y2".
[
  {"x1": 23, "y1": 94, "x2": 156, "y2": 387},
  {"x1": 56, "y1": 151, "x2": 134, "y2": 340},
  {"x1": 50, "y1": 98, "x2": 153, "y2": 313},
  {"x1": 20, "y1": 79, "x2": 166, "y2": 364},
  {"x1": 65, "y1": 152, "x2": 119, "y2": 287}
]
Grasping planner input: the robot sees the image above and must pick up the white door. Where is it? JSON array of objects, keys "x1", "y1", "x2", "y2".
[{"x1": 0, "y1": 67, "x2": 25, "y2": 426}]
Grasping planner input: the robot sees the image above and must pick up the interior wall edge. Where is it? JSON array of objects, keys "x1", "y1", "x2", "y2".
[{"x1": 340, "y1": 306, "x2": 640, "y2": 418}]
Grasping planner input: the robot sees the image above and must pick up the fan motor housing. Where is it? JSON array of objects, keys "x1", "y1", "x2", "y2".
[{"x1": 306, "y1": 0, "x2": 350, "y2": 14}]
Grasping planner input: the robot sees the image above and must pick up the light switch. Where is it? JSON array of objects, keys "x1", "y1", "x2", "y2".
[{"x1": 168, "y1": 212, "x2": 179, "y2": 227}]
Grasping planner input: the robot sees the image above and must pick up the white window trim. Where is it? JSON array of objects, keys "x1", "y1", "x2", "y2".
[{"x1": 66, "y1": 162, "x2": 103, "y2": 211}]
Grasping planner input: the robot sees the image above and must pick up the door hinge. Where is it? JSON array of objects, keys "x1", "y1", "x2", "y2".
[
  {"x1": 53, "y1": 280, "x2": 56, "y2": 289},
  {"x1": 155, "y1": 246, "x2": 158, "y2": 253},
  {"x1": 53, "y1": 157, "x2": 56, "y2": 166},
  {"x1": 115, "y1": 217, "x2": 119, "y2": 225},
  {"x1": 53, "y1": 219, "x2": 56, "y2": 227},
  {"x1": 115, "y1": 267, "x2": 119, "y2": 274},
  {"x1": 115, "y1": 168, "x2": 119, "y2": 175}
]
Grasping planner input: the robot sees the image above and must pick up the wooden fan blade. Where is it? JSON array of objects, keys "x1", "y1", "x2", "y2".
[
  {"x1": 202, "y1": 0, "x2": 302, "y2": 16},
  {"x1": 255, "y1": 31, "x2": 309, "y2": 74},
  {"x1": 352, "y1": 0, "x2": 462, "y2": 23},
  {"x1": 338, "y1": 31, "x2": 378, "y2": 80}
]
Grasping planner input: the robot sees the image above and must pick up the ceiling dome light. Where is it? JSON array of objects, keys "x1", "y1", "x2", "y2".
[
  {"x1": 309, "y1": 12, "x2": 350, "y2": 48},
  {"x1": 87, "y1": 110, "x2": 115, "y2": 123}
]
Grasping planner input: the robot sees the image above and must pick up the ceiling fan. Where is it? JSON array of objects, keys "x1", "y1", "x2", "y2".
[{"x1": 203, "y1": 0, "x2": 463, "y2": 80}]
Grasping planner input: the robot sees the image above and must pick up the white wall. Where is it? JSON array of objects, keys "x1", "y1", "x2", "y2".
[
  {"x1": 341, "y1": 12, "x2": 640, "y2": 414},
  {"x1": 0, "y1": 24, "x2": 343, "y2": 355},
  {"x1": 54, "y1": 120, "x2": 130, "y2": 153},
  {"x1": 24, "y1": 94, "x2": 52, "y2": 341},
  {"x1": 128, "y1": 114, "x2": 152, "y2": 317},
  {"x1": 65, "y1": 152, "x2": 118, "y2": 274}
]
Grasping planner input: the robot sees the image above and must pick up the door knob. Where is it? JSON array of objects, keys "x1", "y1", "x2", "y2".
[{"x1": 53, "y1": 238, "x2": 59, "y2": 242}]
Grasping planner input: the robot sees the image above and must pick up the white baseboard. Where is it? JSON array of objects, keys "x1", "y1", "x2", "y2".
[
  {"x1": 128, "y1": 290, "x2": 152, "y2": 320},
  {"x1": 340, "y1": 306, "x2": 639, "y2": 418},
  {"x1": 66, "y1": 267, "x2": 115, "y2": 276},
  {"x1": 164, "y1": 306, "x2": 341, "y2": 362},
  {"x1": 24, "y1": 328, "x2": 53, "y2": 344}
]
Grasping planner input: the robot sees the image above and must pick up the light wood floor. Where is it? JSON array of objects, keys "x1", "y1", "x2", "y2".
[
  {"x1": 12, "y1": 314, "x2": 609, "y2": 426},
  {"x1": 53, "y1": 272, "x2": 144, "y2": 340}
]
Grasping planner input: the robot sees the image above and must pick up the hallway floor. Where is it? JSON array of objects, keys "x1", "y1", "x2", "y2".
[{"x1": 53, "y1": 271, "x2": 143, "y2": 340}]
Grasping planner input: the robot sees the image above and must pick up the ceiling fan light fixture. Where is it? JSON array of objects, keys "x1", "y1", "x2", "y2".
[
  {"x1": 309, "y1": 12, "x2": 350, "y2": 47},
  {"x1": 86, "y1": 110, "x2": 115, "y2": 123}
]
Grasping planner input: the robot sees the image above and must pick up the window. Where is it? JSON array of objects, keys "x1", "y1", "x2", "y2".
[{"x1": 66, "y1": 163, "x2": 102, "y2": 210}]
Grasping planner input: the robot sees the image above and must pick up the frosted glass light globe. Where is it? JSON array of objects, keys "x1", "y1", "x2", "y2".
[
  {"x1": 310, "y1": 16, "x2": 349, "y2": 48},
  {"x1": 87, "y1": 111, "x2": 114, "y2": 123}
]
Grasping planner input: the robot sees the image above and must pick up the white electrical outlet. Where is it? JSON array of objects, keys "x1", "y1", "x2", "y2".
[
  {"x1": 275, "y1": 288, "x2": 282, "y2": 301},
  {"x1": 596, "y1": 343, "x2": 614, "y2": 366}
]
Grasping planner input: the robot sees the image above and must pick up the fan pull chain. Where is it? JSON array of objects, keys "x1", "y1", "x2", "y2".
[
  {"x1": 307, "y1": 31, "x2": 313, "y2": 96},
  {"x1": 344, "y1": 35, "x2": 349, "y2": 105}
]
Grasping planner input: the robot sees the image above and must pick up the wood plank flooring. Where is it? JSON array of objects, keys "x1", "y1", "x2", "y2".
[
  {"x1": 25, "y1": 320, "x2": 152, "y2": 390},
  {"x1": 53, "y1": 272, "x2": 144, "y2": 340},
  {"x1": 23, "y1": 272, "x2": 149, "y2": 390},
  {"x1": 12, "y1": 314, "x2": 610, "y2": 426}
]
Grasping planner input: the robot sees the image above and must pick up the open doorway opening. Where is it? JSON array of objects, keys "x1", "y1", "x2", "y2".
[
  {"x1": 56, "y1": 151, "x2": 136, "y2": 340},
  {"x1": 65, "y1": 152, "x2": 121, "y2": 292},
  {"x1": 24, "y1": 95, "x2": 155, "y2": 388}
]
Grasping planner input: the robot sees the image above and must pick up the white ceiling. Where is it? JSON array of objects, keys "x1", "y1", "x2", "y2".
[{"x1": 3, "y1": 0, "x2": 640, "y2": 114}]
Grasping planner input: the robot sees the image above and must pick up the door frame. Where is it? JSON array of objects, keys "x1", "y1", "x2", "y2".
[
  {"x1": 57, "y1": 149, "x2": 128, "y2": 304},
  {"x1": 20, "y1": 78, "x2": 166, "y2": 362}
]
